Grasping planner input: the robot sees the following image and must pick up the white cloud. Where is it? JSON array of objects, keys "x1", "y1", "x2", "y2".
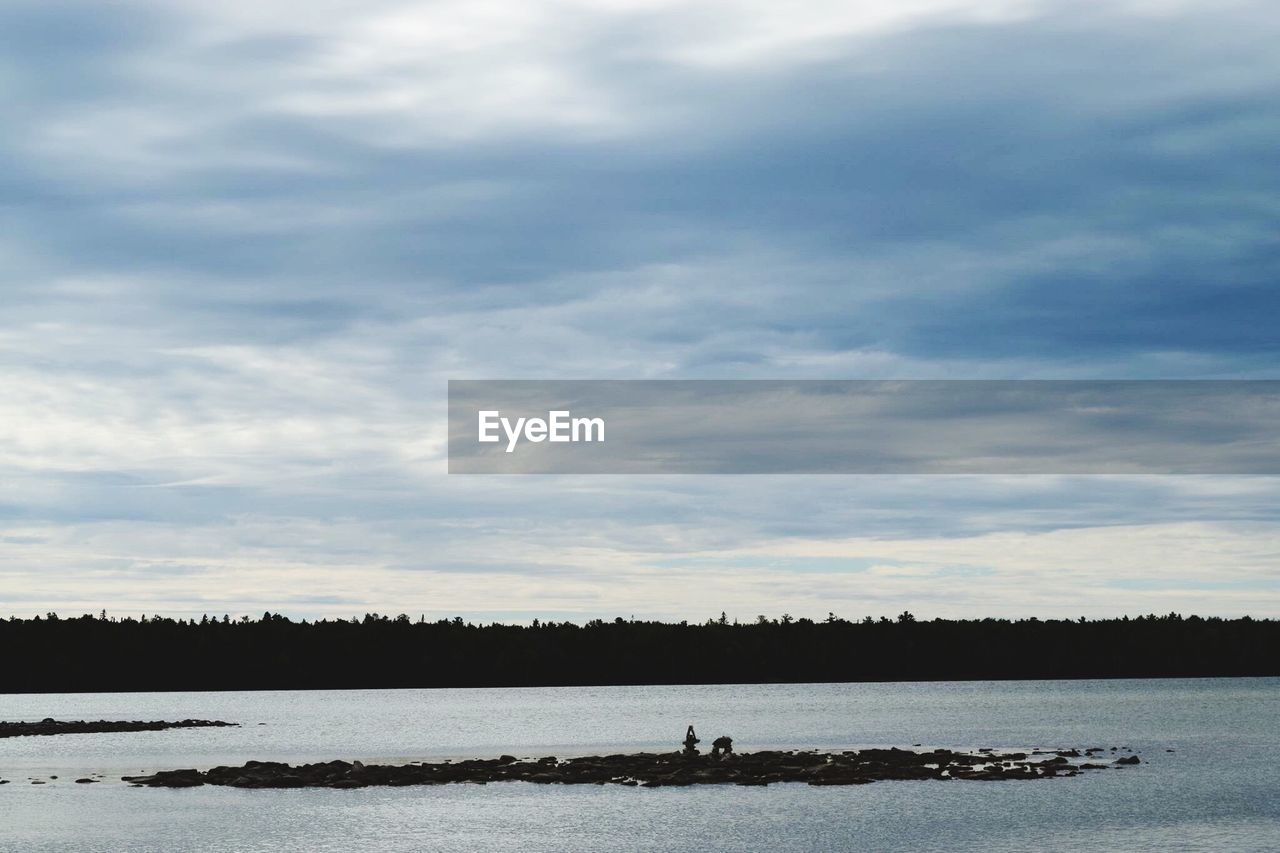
[{"x1": 3, "y1": 0, "x2": 1279, "y2": 619}]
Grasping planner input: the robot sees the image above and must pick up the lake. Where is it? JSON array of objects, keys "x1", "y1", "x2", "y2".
[{"x1": 1, "y1": 678, "x2": 1277, "y2": 851}]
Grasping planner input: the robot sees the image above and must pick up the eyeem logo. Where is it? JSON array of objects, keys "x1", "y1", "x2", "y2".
[{"x1": 478, "y1": 410, "x2": 605, "y2": 453}]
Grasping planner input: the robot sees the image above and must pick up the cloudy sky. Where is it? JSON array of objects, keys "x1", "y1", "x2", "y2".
[{"x1": 2, "y1": 0, "x2": 1278, "y2": 621}]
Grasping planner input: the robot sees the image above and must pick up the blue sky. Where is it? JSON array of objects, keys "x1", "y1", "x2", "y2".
[{"x1": 2, "y1": 0, "x2": 1278, "y2": 620}]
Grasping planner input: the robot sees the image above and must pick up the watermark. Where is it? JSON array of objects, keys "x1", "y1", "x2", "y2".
[
  {"x1": 448, "y1": 380, "x2": 1280, "y2": 474},
  {"x1": 478, "y1": 410, "x2": 605, "y2": 452}
]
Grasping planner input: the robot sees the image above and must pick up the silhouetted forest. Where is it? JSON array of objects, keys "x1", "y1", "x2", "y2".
[{"x1": 2, "y1": 611, "x2": 1276, "y2": 693}]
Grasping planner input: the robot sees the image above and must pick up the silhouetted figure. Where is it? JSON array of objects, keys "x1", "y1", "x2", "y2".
[
  {"x1": 682, "y1": 725, "x2": 700, "y2": 756},
  {"x1": 711, "y1": 736, "x2": 733, "y2": 757}
]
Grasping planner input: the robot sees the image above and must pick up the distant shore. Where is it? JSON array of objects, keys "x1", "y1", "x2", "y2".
[{"x1": 3, "y1": 612, "x2": 1276, "y2": 693}]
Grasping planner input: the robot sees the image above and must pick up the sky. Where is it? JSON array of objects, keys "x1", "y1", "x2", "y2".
[{"x1": 1, "y1": 0, "x2": 1278, "y2": 621}]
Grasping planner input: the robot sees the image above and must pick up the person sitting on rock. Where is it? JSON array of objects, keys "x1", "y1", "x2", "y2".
[
  {"x1": 682, "y1": 725, "x2": 700, "y2": 756},
  {"x1": 711, "y1": 736, "x2": 733, "y2": 757}
]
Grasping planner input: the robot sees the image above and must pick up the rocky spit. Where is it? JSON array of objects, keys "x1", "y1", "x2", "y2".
[
  {"x1": 0, "y1": 719, "x2": 238, "y2": 738},
  {"x1": 122, "y1": 747, "x2": 1139, "y2": 789}
]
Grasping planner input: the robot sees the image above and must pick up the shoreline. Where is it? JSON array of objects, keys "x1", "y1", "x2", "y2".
[{"x1": 3, "y1": 674, "x2": 1275, "y2": 698}]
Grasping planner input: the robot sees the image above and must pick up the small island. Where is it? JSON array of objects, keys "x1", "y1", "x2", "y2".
[
  {"x1": 123, "y1": 746, "x2": 1139, "y2": 789},
  {"x1": 0, "y1": 719, "x2": 238, "y2": 738}
]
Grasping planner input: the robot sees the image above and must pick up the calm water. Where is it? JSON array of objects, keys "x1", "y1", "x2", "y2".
[{"x1": 1, "y1": 678, "x2": 1277, "y2": 851}]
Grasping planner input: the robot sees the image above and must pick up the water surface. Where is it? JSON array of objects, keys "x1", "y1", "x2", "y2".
[{"x1": 1, "y1": 678, "x2": 1276, "y2": 851}]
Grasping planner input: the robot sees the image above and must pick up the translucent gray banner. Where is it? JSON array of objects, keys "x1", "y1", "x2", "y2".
[{"x1": 447, "y1": 380, "x2": 1280, "y2": 474}]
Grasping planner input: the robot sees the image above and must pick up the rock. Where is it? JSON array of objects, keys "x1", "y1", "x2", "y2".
[
  {"x1": 126, "y1": 769, "x2": 205, "y2": 788},
  {"x1": 75, "y1": 778, "x2": 98, "y2": 784},
  {"x1": 120, "y1": 746, "x2": 1125, "y2": 789},
  {"x1": 1, "y1": 719, "x2": 237, "y2": 739},
  {"x1": 1115, "y1": 755, "x2": 1140, "y2": 765}
]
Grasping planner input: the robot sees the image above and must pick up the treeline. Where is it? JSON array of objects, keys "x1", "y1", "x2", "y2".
[{"x1": 1, "y1": 611, "x2": 1275, "y2": 693}]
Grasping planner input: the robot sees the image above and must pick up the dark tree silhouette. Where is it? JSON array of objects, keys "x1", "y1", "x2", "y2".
[{"x1": 0, "y1": 611, "x2": 1274, "y2": 693}]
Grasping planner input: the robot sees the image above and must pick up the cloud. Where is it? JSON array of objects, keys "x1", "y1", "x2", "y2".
[{"x1": 1, "y1": 0, "x2": 1279, "y2": 617}]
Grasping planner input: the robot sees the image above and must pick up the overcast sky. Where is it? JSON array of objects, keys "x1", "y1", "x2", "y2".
[{"x1": 2, "y1": 0, "x2": 1278, "y2": 621}]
